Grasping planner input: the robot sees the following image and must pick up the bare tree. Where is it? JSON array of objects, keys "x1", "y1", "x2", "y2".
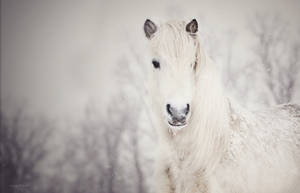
[
  {"x1": 42, "y1": 104, "x2": 108, "y2": 193},
  {"x1": 249, "y1": 13, "x2": 300, "y2": 105},
  {"x1": 44, "y1": 90, "x2": 149, "y2": 193},
  {"x1": 103, "y1": 96, "x2": 132, "y2": 193},
  {"x1": 99, "y1": 50, "x2": 152, "y2": 193},
  {"x1": 130, "y1": 122, "x2": 147, "y2": 193},
  {"x1": 282, "y1": 42, "x2": 300, "y2": 101},
  {"x1": 0, "y1": 109, "x2": 51, "y2": 193}
]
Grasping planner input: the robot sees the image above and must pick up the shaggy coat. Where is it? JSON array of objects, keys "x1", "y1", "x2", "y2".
[{"x1": 144, "y1": 20, "x2": 300, "y2": 193}]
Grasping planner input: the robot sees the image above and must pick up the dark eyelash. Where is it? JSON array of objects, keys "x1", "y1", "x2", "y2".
[{"x1": 152, "y1": 60, "x2": 160, "y2": 69}]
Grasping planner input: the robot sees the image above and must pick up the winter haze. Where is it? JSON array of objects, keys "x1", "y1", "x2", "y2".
[{"x1": 1, "y1": 0, "x2": 300, "y2": 193}]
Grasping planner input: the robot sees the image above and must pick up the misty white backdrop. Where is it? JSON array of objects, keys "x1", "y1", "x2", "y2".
[{"x1": 1, "y1": 0, "x2": 300, "y2": 193}]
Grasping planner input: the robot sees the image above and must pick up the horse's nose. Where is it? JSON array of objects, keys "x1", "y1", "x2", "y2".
[{"x1": 166, "y1": 103, "x2": 190, "y2": 121}]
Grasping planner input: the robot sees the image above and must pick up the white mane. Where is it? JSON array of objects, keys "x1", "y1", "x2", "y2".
[{"x1": 146, "y1": 20, "x2": 300, "y2": 193}]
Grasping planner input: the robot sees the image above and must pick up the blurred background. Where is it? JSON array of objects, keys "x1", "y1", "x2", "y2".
[{"x1": 1, "y1": 0, "x2": 300, "y2": 193}]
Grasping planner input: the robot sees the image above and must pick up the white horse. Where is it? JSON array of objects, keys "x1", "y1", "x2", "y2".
[{"x1": 143, "y1": 19, "x2": 300, "y2": 193}]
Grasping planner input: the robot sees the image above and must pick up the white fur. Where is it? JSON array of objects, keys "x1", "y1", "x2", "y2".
[{"x1": 146, "y1": 20, "x2": 300, "y2": 193}]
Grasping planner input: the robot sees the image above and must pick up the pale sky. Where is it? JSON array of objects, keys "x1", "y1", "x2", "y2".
[{"x1": 1, "y1": 0, "x2": 300, "y2": 120}]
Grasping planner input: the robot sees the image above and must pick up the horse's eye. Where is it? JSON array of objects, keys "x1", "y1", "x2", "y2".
[
  {"x1": 193, "y1": 60, "x2": 197, "y2": 71},
  {"x1": 152, "y1": 60, "x2": 160, "y2": 69}
]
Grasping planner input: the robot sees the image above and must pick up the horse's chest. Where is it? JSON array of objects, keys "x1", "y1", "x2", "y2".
[
  {"x1": 169, "y1": 148, "x2": 190, "y2": 168},
  {"x1": 168, "y1": 149, "x2": 207, "y2": 192}
]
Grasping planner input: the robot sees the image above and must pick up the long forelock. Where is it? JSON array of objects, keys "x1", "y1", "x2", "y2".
[{"x1": 152, "y1": 21, "x2": 198, "y2": 64}]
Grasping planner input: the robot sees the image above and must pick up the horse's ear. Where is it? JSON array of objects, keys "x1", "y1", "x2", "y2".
[
  {"x1": 144, "y1": 19, "x2": 157, "y2": 39},
  {"x1": 186, "y1": 19, "x2": 198, "y2": 34}
]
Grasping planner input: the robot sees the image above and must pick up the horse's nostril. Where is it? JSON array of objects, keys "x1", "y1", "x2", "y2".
[
  {"x1": 166, "y1": 104, "x2": 172, "y2": 116},
  {"x1": 186, "y1": 104, "x2": 190, "y2": 115}
]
